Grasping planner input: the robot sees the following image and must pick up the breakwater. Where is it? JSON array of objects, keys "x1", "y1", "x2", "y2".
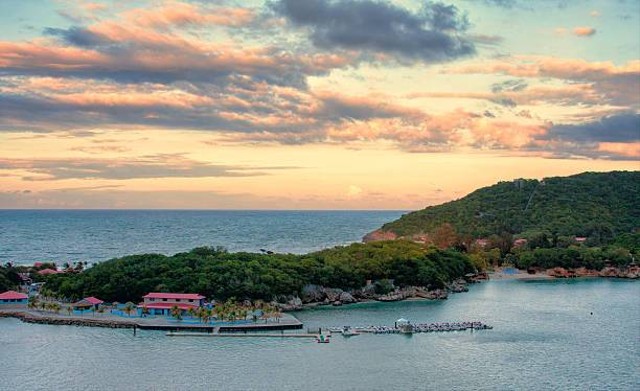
[
  {"x1": 0, "y1": 311, "x2": 136, "y2": 329},
  {"x1": 0, "y1": 310, "x2": 303, "y2": 331}
]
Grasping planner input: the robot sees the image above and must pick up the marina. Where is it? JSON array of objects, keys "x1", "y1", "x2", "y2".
[{"x1": 328, "y1": 320, "x2": 493, "y2": 335}]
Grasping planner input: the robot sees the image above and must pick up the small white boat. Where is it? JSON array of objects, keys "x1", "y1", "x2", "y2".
[{"x1": 341, "y1": 326, "x2": 359, "y2": 337}]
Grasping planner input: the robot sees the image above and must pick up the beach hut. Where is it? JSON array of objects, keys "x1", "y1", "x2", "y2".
[
  {"x1": 0, "y1": 291, "x2": 28, "y2": 307},
  {"x1": 72, "y1": 296, "x2": 104, "y2": 311}
]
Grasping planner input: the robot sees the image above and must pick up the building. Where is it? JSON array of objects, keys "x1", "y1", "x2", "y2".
[
  {"x1": 0, "y1": 290, "x2": 28, "y2": 307},
  {"x1": 139, "y1": 292, "x2": 205, "y2": 316},
  {"x1": 72, "y1": 296, "x2": 104, "y2": 311}
]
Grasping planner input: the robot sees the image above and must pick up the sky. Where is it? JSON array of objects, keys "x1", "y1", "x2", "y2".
[{"x1": 0, "y1": 0, "x2": 638, "y2": 210}]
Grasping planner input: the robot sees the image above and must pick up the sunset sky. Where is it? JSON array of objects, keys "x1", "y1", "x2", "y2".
[{"x1": 0, "y1": 0, "x2": 638, "y2": 209}]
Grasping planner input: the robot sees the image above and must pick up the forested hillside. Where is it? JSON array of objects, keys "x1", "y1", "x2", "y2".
[{"x1": 373, "y1": 171, "x2": 639, "y2": 244}]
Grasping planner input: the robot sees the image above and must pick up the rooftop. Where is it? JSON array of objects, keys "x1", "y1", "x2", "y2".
[
  {"x1": 0, "y1": 290, "x2": 28, "y2": 300},
  {"x1": 143, "y1": 292, "x2": 205, "y2": 300}
]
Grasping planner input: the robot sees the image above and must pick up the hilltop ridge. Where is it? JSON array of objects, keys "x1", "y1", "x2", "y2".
[{"x1": 365, "y1": 171, "x2": 640, "y2": 246}]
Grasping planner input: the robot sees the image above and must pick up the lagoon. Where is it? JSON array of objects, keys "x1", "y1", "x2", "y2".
[{"x1": 1, "y1": 278, "x2": 638, "y2": 390}]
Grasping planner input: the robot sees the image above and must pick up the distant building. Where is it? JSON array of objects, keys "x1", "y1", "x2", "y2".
[
  {"x1": 574, "y1": 237, "x2": 587, "y2": 243},
  {"x1": 139, "y1": 292, "x2": 205, "y2": 316},
  {"x1": 0, "y1": 290, "x2": 28, "y2": 306}
]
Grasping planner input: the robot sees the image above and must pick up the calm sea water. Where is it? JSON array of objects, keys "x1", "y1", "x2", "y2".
[
  {"x1": 1, "y1": 279, "x2": 638, "y2": 390},
  {"x1": 0, "y1": 210, "x2": 405, "y2": 265}
]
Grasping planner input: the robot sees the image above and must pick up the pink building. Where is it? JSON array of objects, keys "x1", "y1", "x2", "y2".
[
  {"x1": 0, "y1": 290, "x2": 28, "y2": 307},
  {"x1": 139, "y1": 292, "x2": 205, "y2": 316}
]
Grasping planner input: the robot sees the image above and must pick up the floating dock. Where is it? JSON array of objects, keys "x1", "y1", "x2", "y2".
[{"x1": 329, "y1": 321, "x2": 493, "y2": 335}]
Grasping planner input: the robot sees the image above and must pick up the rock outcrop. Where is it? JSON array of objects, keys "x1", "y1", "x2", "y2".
[{"x1": 362, "y1": 229, "x2": 398, "y2": 243}]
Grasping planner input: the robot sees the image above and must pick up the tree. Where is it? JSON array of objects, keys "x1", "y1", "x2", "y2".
[
  {"x1": 28, "y1": 296, "x2": 39, "y2": 310},
  {"x1": 123, "y1": 302, "x2": 135, "y2": 317},
  {"x1": 432, "y1": 223, "x2": 459, "y2": 249},
  {"x1": 170, "y1": 305, "x2": 182, "y2": 321}
]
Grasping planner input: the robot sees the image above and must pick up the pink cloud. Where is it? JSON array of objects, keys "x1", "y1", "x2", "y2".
[
  {"x1": 122, "y1": 1, "x2": 255, "y2": 28},
  {"x1": 573, "y1": 27, "x2": 596, "y2": 37}
]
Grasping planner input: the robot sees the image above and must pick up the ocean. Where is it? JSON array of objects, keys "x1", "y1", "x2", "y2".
[{"x1": 0, "y1": 210, "x2": 405, "y2": 265}]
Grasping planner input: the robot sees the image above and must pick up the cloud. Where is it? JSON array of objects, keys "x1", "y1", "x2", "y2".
[
  {"x1": 0, "y1": 155, "x2": 295, "y2": 181},
  {"x1": 490, "y1": 79, "x2": 528, "y2": 93},
  {"x1": 271, "y1": 0, "x2": 475, "y2": 63},
  {"x1": 542, "y1": 113, "x2": 640, "y2": 143},
  {"x1": 447, "y1": 56, "x2": 640, "y2": 108},
  {"x1": 573, "y1": 26, "x2": 596, "y2": 37}
]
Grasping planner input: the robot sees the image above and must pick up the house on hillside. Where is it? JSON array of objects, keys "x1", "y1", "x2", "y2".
[
  {"x1": 0, "y1": 290, "x2": 28, "y2": 307},
  {"x1": 139, "y1": 292, "x2": 205, "y2": 316}
]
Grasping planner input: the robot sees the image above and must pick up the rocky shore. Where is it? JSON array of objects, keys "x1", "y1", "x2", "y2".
[
  {"x1": 273, "y1": 265, "x2": 639, "y2": 311},
  {"x1": 273, "y1": 278, "x2": 472, "y2": 311},
  {"x1": 546, "y1": 265, "x2": 640, "y2": 279}
]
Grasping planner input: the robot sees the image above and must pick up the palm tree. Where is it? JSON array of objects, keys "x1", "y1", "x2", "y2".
[
  {"x1": 170, "y1": 305, "x2": 182, "y2": 321},
  {"x1": 28, "y1": 296, "x2": 38, "y2": 310},
  {"x1": 204, "y1": 308, "x2": 213, "y2": 324},
  {"x1": 214, "y1": 304, "x2": 225, "y2": 322},
  {"x1": 123, "y1": 302, "x2": 135, "y2": 317},
  {"x1": 39, "y1": 301, "x2": 47, "y2": 312},
  {"x1": 51, "y1": 303, "x2": 61, "y2": 314},
  {"x1": 272, "y1": 308, "x2": 283, "y2": 323}
]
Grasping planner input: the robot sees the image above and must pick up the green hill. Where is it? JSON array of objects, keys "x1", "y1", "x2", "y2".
[{"x1": 370, "y1": 171, "x2": 640, "y2": 245}]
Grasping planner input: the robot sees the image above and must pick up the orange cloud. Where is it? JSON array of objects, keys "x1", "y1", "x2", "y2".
[
  {"x1": 573, "y1": 27, "x2": 596, "y2": 37},
  {"x1": 123, "y1": 1, "x2": 255, "y2": 28},
  {"x1": 597, "y1": 142, "x2": 640, "y2": 158}
]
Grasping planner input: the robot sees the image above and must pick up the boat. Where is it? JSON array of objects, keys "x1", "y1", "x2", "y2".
[
  {"x1": 341, "y1": 326, "x2": 359, "y2": 337},
  {"x1": 316, "y1": 334, "x2": 330, "y2": 343}
]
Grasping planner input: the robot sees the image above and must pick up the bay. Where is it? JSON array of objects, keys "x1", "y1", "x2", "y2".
[{"x1": 1, "y1": 278, "x2": 638, "y2": 390}]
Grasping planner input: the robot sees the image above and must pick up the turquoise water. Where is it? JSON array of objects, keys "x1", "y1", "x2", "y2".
[
  {"x1": 0, "y1": 210, "x2": 404, "y2": 264},
  {"x1": 1, "y1": 278, "x2": 638, "y2": 390}
]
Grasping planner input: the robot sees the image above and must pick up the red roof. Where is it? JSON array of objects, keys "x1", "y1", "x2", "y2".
[
  {"x1": 143, "y1": 292, "x2": 204, "y2": 300},
  {"x1": 38, "y1": 268, "x2": 60, "y2": 275},
  {"x1": 84, "y1": 297, "x2": 104, "y2": 305},
  {"x1": 0, "y1": 290, "x2": 28, "y2": 300},
  {"x1": 138, "y1": 302, "x2": 199, "y2": 310}
]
